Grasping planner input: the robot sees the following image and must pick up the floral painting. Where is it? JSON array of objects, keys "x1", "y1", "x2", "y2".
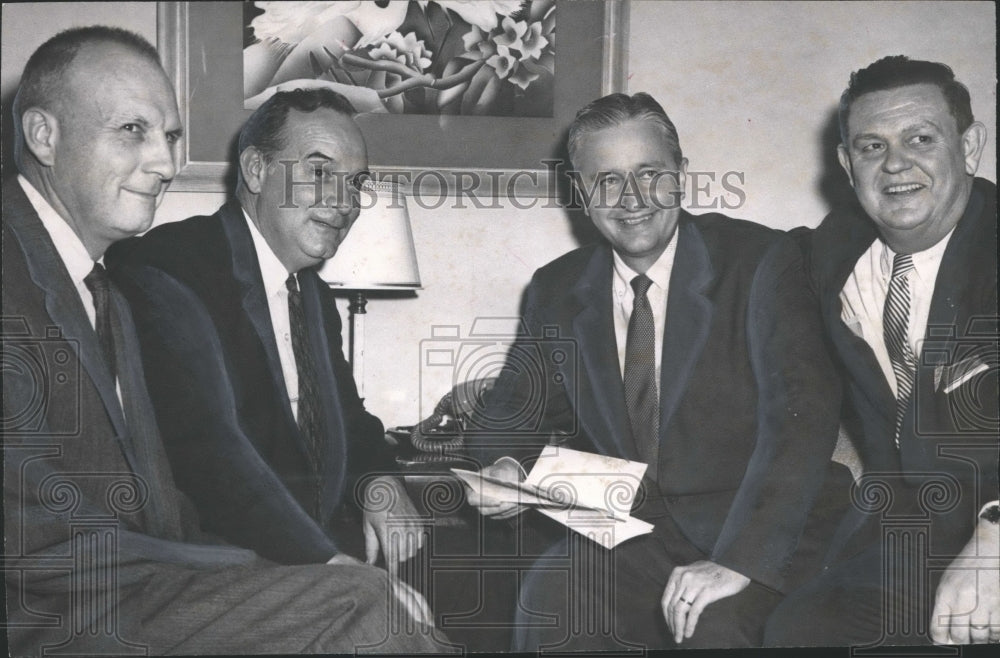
[{"x1": 243, "y1": 0, "x2": 556, "y2": 117}]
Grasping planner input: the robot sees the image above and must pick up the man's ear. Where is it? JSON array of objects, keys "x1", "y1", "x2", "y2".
[
  {"x1": 836, "y1": 144, "x2": 855, "y2": 187},
  {"x1": 961, "y1": 122, "x2": 987, "y2": 175},
  {"x1": 572, "y1": 175, "x2": 591, "y2": 217},
  {"x1": 20, "y1": 107, "x2": 59, "y2": 166},
  {"x1": 239, "y1": 146, "x2": 266, "y2": 194},
  {"x1": 677, "y1": 157, "x2": 689, "y2": 201}
]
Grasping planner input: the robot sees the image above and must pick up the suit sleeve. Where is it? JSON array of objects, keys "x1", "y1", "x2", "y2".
[
  {"x1": 465, "y1": 275, "x2": 576, "y2": 470},
  {"x1": 710, "y1": 234, "x2": 843, "y2": 591},
  {"x1": 113, "y1": 264, "x2": 341, "y2": 564},
  {"x1": 316, "y1": 284, "x2": 391, "y2": 505}
]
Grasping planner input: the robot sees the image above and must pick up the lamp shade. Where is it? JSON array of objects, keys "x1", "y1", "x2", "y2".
[{"x1": 319, "y1": 182, "x2": 421, "y2": 290}]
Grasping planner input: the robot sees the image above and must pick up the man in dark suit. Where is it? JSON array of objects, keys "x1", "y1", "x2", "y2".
[
  {"x1": 108, "y1": 90, "x2": 429, "y2": 577},
  {"x1": 3, "y1": 26, "x2": 443, "y2": 655},
  {"x1": 765, "y1": 56, "x2": 998, "y2": 647},
  {"x1": 464, "y1": 92, "x2": 849, "y2": 650}
]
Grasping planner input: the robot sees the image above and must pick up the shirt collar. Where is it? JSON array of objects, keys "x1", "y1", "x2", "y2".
[
  {"x1": 18, "y1": 175, "x2": 98, "y2": 282},
  {"x1": 243, "y1": 208, "x2": 293, "y2": 297},
  {"x1": 612, "y1": 232, "x2": 678, "y2": 294},
  {"x1": 878, "y1": 227, "x2": 955, "y2": 283}
]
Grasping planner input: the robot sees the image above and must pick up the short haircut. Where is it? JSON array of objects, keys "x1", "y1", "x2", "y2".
[
  {"x1": 12, "y1": 26, "x2": 160, "y2": 167},
  {"x1": 567, "y1": 92, "x2": 683, "y2": 168},
  {"x1": 13, "y1": 25, "x2": 159, "y2": 127},
  {"x1": 838, "y1": 55, "x2": 974, "y2": 142},
  {"x1": 238, "y1": 88, "x2": 358, "y2": 163}
]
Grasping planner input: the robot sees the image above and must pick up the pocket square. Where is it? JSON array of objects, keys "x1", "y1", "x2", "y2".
[{"x1": 935, "y1": 358, "x2": 990, "y2": 394}]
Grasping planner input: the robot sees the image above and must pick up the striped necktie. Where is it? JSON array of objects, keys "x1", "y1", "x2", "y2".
[
  {"x1": 286, "y1": 273, "x2": 323, "y2": 517},
  {"x1": 883, "y1": 253, "x2": 916, "y2": 447}
]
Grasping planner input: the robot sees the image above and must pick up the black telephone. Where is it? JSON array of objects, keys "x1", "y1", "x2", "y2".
[{"x1": 409, "y1": 377, "x2": 495, "y2": 453}]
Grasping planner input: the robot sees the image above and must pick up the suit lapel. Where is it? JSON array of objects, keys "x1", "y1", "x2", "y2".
[
  {"x1": 902, "y1": 184, "x2": 991, "y2": 463},
  {"x1": 812, "y1": 205, "x2": 902, "y2": 480},
  {"x1": 570, "y1": 246, "x2": 635, "y2": 459},
  {"x1": 4, "y1": 182, "x2": 134, "y2": 462},
  {"x1": 658, "y1": 218, "x2": 714, "y2": 437},
  {"x1": 815, "y1": 213, "x2": 897, "y2": 426},
  {"x1": 111, "y1": 286, "x2": 182, "y2": 537},
  {"x1": 924, "y1": 184, "x2": 987, "y2": 334},
  {"x1": 219, "y1": 203, "x2": 299, "y2": 434}
]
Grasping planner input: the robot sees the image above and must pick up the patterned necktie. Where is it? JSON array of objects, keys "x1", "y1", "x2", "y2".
[
  {"x1": 84, "y1": 263, "x2": 116, "y2": 380},
  {"x1": 286, "y1": 273, "x2": 323, "y2": 517},
  {"x1": 883, "y1": 253, "x2": 916, "y2": 447},
  {"x1": 624, "y1": 274, "x2": 660, "y2": 471}
]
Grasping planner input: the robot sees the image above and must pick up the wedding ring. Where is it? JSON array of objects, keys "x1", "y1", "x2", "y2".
[
  {"x1": 679, "y1": 598, "x2": 693, "y2": 606},
  {"x1": 970, "y1": 624, "x2": 988, "y2": 630}
]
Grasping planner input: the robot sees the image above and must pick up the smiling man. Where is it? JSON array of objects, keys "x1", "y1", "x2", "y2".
[
  {"x1": 107, "y1": 89, "x2": 434, "y2": 620},
  {"x1": 5, "y1": 28, "x2": 446, "y2": 655},
  {"x1": 463, "y1": 92, "x2": 850, "y2": 650},
  {"x1": 766, "y1": 56, "x2": 998, "y2": 647}
]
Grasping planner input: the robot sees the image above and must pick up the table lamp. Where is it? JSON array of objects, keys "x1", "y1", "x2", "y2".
[{"x1": 319, "y1": 181, "x2": 421, "y2": 398}]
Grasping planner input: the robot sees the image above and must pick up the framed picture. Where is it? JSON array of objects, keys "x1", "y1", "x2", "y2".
[{"x1": 157, "y1": 1, "x2": 628, "y2": 196}]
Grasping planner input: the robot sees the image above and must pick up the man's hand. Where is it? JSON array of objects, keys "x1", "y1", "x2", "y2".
[
  {"x1": 361, "y1": 475, "x2": 426, "y2": 576},
  {"x1": 326, "y1": 553, "x2": 363, "y2": 566},
  {"x1": 463, "y1": 457, "x2": 527, "y2": 519},
  {"x1": 388, "y1": 575, "x2": 435, "y2": 628},
  {"x1": 324, "y1": 553, "x2": 433, "y2": 628},
  {"x1": 661, "y1": 560, "x2": 751, "y2": 644},
  {"x1": 930, "y1": 515, "x2": 1000, "y2": 645}
]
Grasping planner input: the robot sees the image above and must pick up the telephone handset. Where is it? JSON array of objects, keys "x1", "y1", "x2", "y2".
[{"x1": 410, "y1": 377, "x2": 495, "y2": 453}]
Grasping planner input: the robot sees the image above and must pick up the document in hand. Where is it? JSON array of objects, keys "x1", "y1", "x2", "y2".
[{"x1": 453, "y1": 446, "x2": 654, "y2": 549}]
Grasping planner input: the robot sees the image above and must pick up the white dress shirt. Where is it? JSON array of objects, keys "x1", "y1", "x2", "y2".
[
  {"x1": 243, "y1": 210, "x2": 301, "y2": 421},
  {"x1": 839, "y1": 232, "x2": 954, "y2": 396},
  {"x1": 19, "y1": 176, "x2": 99, "y2": 326},
  {"x1": 20, "y1": 174, "x2": 125, "y2": 406},
  {"x1": 611, "y1": 235, "x2": 678, "y2": 386}
]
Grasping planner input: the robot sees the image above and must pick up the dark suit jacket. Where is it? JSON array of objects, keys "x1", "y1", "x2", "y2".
[
  {"x1": 4, "y1": 179, "x2": 446, "y2": 657},
  {"x1": 806, "y1": 177, "x2": 999, "y2": 563},
  {"x1": 107, "y1": 200, "x2": 391, "y2": 565},
  {"x1": 468, "y1": 211, "x2": 843, "y2": 592},
  {"x1": 2, "y1": 179, "x2": 259, "y2": 653}
]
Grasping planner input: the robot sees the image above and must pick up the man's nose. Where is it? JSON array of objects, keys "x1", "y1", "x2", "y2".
[
  {"x1": 323, "y1": 176, "x2": 357, "y2": 211},
  {"x1": 618, "y1": 188, "x2": 647, "y2": 211},
  {"x1": 881, "y1": 143, "x2": 912, "y2": 174},
  {"x1": 143, "y1": 132, "x2": 177, "y2": 181}
]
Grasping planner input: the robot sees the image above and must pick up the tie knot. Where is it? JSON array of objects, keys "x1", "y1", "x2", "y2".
[
  {"x1": 285, "y1": 273, "x2": 299, "y2": 295},
  {"x1": 890, "y1": 253, "x2": 914, "y2": 280},
  {"x1": 631, "y1": 274, "x2": 653, "y2": 298},
  {"x1": 84, "y1": 263, "x2": 110, "y2": 294}
]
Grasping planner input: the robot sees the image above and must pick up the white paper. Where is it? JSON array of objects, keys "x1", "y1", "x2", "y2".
[
  {"x1": 536, "y1": 507, "x2": 655, "y2": 549},
  {"x1": 453, "y1": 446, "x2": 653, "y2": 548},
  {"x1": 525, "y1": 445, "x2": 648, "y2": 520}
]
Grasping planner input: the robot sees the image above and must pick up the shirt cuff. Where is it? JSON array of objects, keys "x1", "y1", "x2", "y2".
[
  {"x1": 978, "y1": 500, "x2": 1000, "y2": 524},
  {"x1": 494, "y1": 456, "x2": 528, "y2": 481}
]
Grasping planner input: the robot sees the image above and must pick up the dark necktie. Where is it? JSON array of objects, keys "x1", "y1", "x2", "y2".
[
  {"x1": 624, "y1": 274, "x2": 660, "y2": 471},
  {"x1": 883, "y1": 253, "x2": 916, "y2": 447},
  {"x1": 84, "y1": 263, "x2": 116, "y2": 380},
  {"x1": 286, "y1": 273, "x2": 323, "y2": 516}
]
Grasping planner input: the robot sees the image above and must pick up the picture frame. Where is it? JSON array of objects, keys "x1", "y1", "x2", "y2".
[{"x1": 157, "y1": 1, "x2": 629, "y2": 196}]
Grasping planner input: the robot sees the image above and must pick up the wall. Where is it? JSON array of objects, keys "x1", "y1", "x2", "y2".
[
  {"x1": 3, "y1": 1, "x2": 996, "y2": 428},
  {"x1": 0, "y1": 2, "x2": 157, "y2": 174},
  {"x1": 626, "y1": 0, "x2": 996, "y2": 231},
  {"x1": 155, "y1": 192, "x2": 583, "y2": 427}
]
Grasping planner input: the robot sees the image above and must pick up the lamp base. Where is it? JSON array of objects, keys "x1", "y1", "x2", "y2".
[{"x1": 347, "y1": 291, "x2": 368, "y2": 399}]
